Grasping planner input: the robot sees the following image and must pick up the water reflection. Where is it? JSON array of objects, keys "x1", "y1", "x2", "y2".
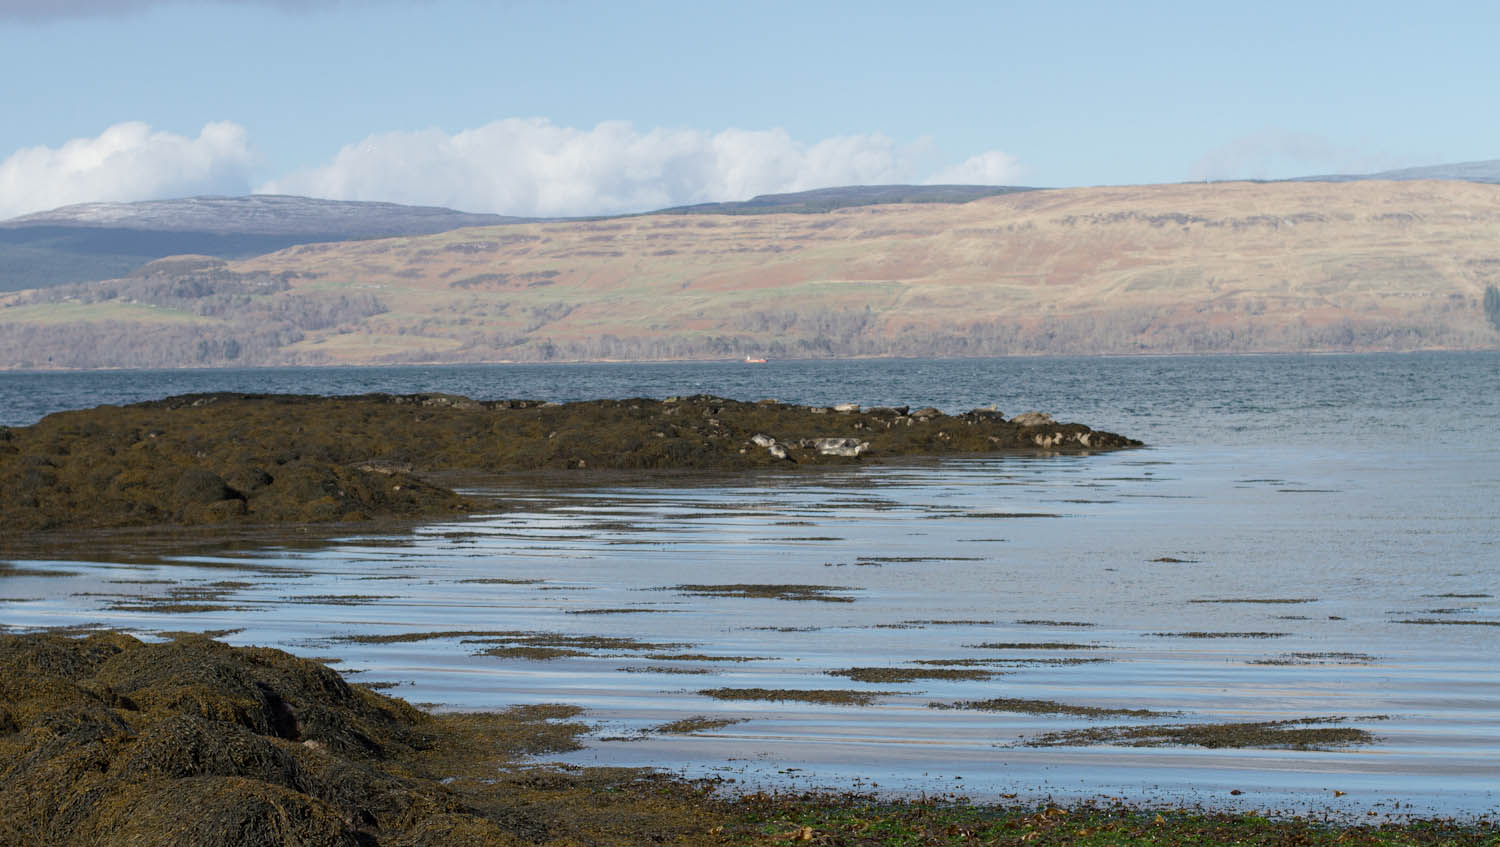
[{"x1": 4, "y1": 446, "x2": 1496, "y2": 818}]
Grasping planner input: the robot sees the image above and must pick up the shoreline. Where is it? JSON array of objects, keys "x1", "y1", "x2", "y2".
[
  {"x1": 1, "y1": 631, "x2": 1492, "y2": 846},
  {"x1": 2, "y1": 346, "x2": 1497, "y2": 377}
]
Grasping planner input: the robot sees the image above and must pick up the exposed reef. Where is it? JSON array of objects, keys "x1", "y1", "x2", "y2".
[
  {"x1": 0, "y1": 632, "x2": 595, "y2": 846},
  {"x1": 0, "y1": 392, "x2": 1139, "y2": 535}
]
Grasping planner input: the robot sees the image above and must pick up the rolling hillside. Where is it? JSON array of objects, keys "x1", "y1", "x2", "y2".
[
  {"x1": 0, "y1": 186, "x2": 1029, "y2": 293},
  {"x1": 0, "y1": 195, "x2": 525, "y2": 292},
  {"x1": 2, "y1": 180, "x2": 1498, "y2": 368}
]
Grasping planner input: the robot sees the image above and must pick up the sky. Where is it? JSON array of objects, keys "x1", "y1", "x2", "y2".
[{"x1": 1, "y1": 0, "x2": 1496, "y2": 219}]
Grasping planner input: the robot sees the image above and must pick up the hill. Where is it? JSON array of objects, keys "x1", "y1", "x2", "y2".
[
  {"x1": 0, "y1": 187, "x2": 1028, "y2": 293},
  {"x1": 2, "y1": 180, "x2": 1499, "y2": 368},
  {"x1": 1290, "y1": 158, "x2": 1500, "y2": 185},
  {"x1": 652, "y1": 184, "x2": 1036, "y2": 215},
  {"x1": 0, "y1": 195, "x2": 525, "y2": 292}
]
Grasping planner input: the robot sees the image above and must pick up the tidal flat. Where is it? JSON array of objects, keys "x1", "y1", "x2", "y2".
[{"x1": 4, "y1": 452, "x2": 1496, "y2": 829}]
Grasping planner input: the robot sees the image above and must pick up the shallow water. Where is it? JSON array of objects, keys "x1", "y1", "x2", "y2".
[{"x1": 2, "y1": 353, "x2": 1498, "y2": 818}]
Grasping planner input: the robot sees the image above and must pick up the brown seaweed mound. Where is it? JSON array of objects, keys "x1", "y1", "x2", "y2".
[
  {"x1": 0, "y1": 392, "x2": 1139, "y2": 534},
  {"x1": 0, "y1": 632, "x2": 599, "y2": 847}
]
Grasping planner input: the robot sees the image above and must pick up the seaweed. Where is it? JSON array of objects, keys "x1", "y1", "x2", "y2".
[
  {"x1": 696, "y1": 688, "x2": 895, "y2": 706},
  {"x1": 662, "y1": 583, "x2": 860, "y2": 603},
  {"x1": 929, "y1": 697, "x2": 1168, "y2": 717},
  {"x1": 651, "y1": 716, "x2": 747, "y2": 734},
  {"x1": 1023, "y1": 716, "x2": 1380, "y2": 749},
  {"x1": 969, "y1": 641, "x2": 1102, "y2": 650},
  {"x1": 827, "y1": 667, "x2": 996, "y2": 683},
  {"x1": 0, "y1": 632, "x2": 587, "y2": 846},
  {"x1": 1150, "y1": 631, "x2": 1288, "y2": 638}
]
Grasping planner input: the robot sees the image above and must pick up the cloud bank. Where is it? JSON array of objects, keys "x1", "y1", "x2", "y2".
[
  {"x1": 262, "y1": 118, "x2": 1022, "y2": 217},
  {"x1": 1, "y1": 118, "x2": 1022, "y2": 219},
  {"x1": 0, "y1": 122, "x2": 254, "y2": 219},
  {"x1": 927, "y1": 150, "x2": 1025, "y2": 185}
]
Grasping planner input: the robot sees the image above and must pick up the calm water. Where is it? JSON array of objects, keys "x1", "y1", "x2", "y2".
[{"x1": 2, "y1": 353, "x2": 1497, "y2": 818}]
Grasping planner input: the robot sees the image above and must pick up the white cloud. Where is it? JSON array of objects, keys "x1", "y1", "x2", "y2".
[
  {"x1": 261, "y1": 118, "x2": 1022, "y2": 217},
  {"x1": 0, "y1": 121, "x2": 255, "y2": 219},
  {"x1": 927, "y1": 150, "x2": 1024, "y2": 185},
  {"x1": 0, "y1": 117, "x2": 1023, "y2": 220}
]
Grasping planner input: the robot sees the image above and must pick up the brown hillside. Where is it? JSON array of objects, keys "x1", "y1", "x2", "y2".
[{"x1": 3, "y1": 180, "x2": 1499, "y2": 367}]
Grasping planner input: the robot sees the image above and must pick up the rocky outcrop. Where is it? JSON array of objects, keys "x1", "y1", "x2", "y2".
[
  {"x1": 0, "y1": 394, "x2": 1139, "y2": 535},
  {"x1": 0, "y1": 633, "x2": 583, "y2": 847}
]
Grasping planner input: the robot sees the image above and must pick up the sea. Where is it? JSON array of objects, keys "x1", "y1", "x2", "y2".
[{"x1": 2, "y1": 352, "x2": 1497, "y2": 819}]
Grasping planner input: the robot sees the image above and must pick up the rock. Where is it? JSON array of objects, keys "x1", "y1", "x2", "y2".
[
  {"x1": 173, "y1": 469, "x2": 242, "y2": 506},
  {"x1": 0, "y1": 394, "x2": 1139, "y2": 535},
  {"x1": 768, "y1": 443, "x2": 789, "y2": 460},
  {"x1": 1011, "y1": 411, "x2": 1055, "y2": 426},
  {"x1": 415, "y1": 393, "x2": 480, "y2": 410}
]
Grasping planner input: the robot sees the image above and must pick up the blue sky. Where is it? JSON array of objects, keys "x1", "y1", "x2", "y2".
[{"x1": 1, "y1": 0, "x2": 1495, "y2": 218}]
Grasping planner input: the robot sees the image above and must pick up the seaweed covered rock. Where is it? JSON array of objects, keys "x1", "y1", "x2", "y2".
[
  {"x1": 0, "y1": 392, "x2": 1140, "y2": 534},
  {"x1": 0, "y1": 633, "x2": 583, "y2": 847}
]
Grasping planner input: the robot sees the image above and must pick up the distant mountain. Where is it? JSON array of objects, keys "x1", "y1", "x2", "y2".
[
  {"x1": 1, "y1": 195, "x2": 524, "y2": 236},
  {"x1": 1289, "y1": 158, "x2": 1500, "y2": 185},
  {"x1": 0, "y1": 188, "x2": 1034, "y2": 292},
  {"x1": 653, "y1": 184, "x2": 1036, "y2": 215},
  {"x1": 0, "y1": 195, "x2": 526, "y2": 292},
  {"x1": 5, "y1": 179, "x2": 1497, "y2": 370}
]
